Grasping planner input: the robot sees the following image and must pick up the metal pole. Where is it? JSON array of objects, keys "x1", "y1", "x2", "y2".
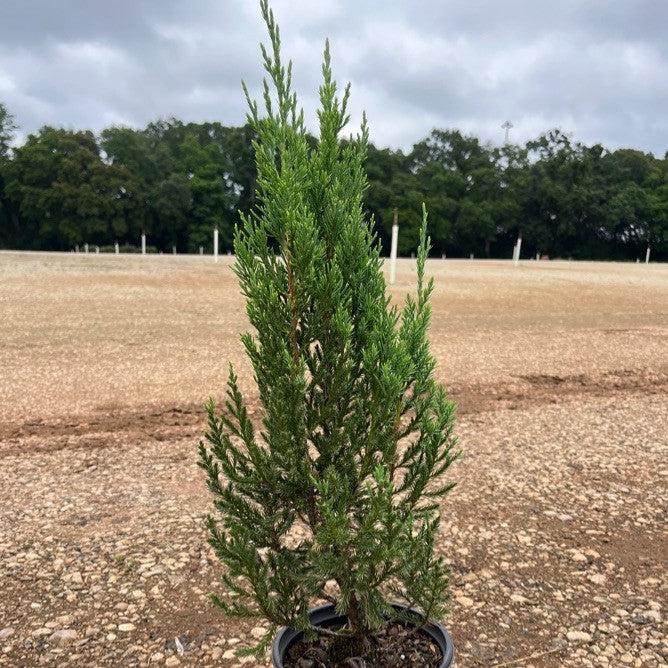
[
  {"x1": 115, "y1": 242, "x2": 119, "y2": 254},
  {"x1": 141, "y1": 233, "x2": 146, "y2": 255},
  {"x1": 502, "y1": 120, "x2": 513, "y2": 144},
  {"x1": 214, "y1": 228, "x2": 219, "y2": 263},
  {"x1": 646, "y1": 246, "x2": 651, "y2": 264},
  {"x1": 389, "y1": 207, "x2": 398, "y2": 285},
  {"x1": 514, "y1": 235, "x2": 522, "y2": 266}
]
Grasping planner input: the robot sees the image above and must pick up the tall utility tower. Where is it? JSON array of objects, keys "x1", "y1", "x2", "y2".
[{"x1": 502, "y1": 120, "x2": 513, "y2": 144}]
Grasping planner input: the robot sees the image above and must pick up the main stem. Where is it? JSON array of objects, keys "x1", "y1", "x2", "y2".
[
  {"x1": 285, "y1": 243, "x2": 300, "y2": 365},
  {"x1": 346, "y1": 591, "x2": 371, "y2": 651}
]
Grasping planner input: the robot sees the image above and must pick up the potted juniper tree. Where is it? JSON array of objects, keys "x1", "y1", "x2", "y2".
[{"x1": 198, "y1": 2, "x2": 460, "y2": 665}]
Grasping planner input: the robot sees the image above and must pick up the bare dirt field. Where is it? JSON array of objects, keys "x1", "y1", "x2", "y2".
[{"x1": 0, "y1": 251, "x2": 666, "y2": 667}]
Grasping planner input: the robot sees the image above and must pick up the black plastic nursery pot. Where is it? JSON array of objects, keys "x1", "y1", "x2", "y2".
[{"x1": 272, "y1": 603, "x2": 454, "y2": 667}]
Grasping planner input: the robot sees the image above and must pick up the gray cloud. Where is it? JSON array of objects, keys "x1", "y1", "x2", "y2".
[{"x1": 1, "y1": 0, "x2": 666, "y2": 155}]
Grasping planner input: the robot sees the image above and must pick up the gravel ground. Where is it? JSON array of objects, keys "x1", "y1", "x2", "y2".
[{"x1": 0, "y1": 252, "x2": 666, "y2": 667}]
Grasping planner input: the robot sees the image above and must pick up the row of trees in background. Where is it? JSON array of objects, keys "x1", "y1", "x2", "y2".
[{"x1": 0, "y1": 102, "x2": 666, "y2": 259}]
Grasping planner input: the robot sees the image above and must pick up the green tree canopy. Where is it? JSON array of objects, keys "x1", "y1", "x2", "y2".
[
  {"x1": 4, "y1": 127, "x2": 142, "y2": 249},
  {"x1": 0, "y1": 99, "x2": 666, "y2": 259}
]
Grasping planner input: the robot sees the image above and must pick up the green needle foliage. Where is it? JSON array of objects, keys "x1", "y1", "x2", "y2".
[{"x1": 198, "y1": 0, "x2": 460, "y2": 655}]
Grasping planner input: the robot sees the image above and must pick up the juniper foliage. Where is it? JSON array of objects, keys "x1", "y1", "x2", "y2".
[{"x1": 198, "y1": 1, "x2": 460, "y2": 655}]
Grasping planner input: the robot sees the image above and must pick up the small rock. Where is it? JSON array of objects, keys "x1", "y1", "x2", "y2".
[
  {"x1": 588, "y1": 573, "x2": 606, "y2": 585},
  {"x1": 456, "y1": 595, "x2": 475, "y2": 608},
  {"x1": 0, "y1": 628, "x2": 14, "y2": 641},
  {"x1": 67, "y1": 571, "x2": 84, "y2": 585},
  {"x1": 165, "y1": 635, "x2": 189, "y2": 653},
  {"x1": 222, "y1": 649, "x2": 236, "y2": 659},
  {"x1": 250, "y1": 626, "x2": 266, "y2": 639},
  {"x1": 48, "y1": 629, "x2": 79, "y2": 647},
  {"x1": 645, "y1": 609, "x2": 661, "y2": 622},
  {"x1": 165, "y1": 657, "x2": 180, "y2": 667},
  {"x1": 567, "y1": 631, "x2": 592, "y2": 642},
  {"x1": 118, "y1": 623, "x2": 136, "y2": 632}
]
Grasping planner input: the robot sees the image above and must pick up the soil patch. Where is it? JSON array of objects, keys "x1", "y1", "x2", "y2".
[{"x1": 284, "y1": 622, "x2": 443, "y2": 668}]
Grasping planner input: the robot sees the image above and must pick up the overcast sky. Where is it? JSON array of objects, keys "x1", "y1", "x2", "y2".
[{"x1": 1, "y1": 0, "x2": 666, "y2": 155}]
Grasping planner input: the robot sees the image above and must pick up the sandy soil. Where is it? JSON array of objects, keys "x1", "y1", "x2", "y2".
[{"x1": 0, "y1": 251, "x2": 666, "y2": 667}]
